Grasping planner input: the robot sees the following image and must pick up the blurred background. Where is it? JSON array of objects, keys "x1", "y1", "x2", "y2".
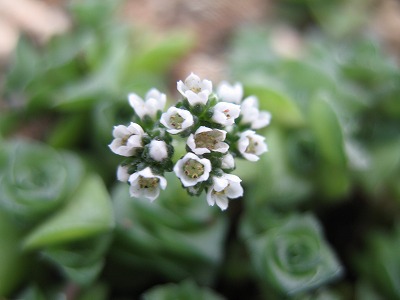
[{"x1": 0, "y1": 0, "x2": 400, "y2": 299}]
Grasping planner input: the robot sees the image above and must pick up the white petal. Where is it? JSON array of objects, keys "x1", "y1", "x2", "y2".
[
  {"x1": 213, "y1": 176, "x2": 228, "y2": 192},
  {"x1": 207, "y1": 189, "x2": 216, "y2": 206},
  {"x1": 252, "y1": 111, "x2": 272, "y2": 129},
  {"x1": 143, "y1": 188, "x2": 160, "y2": 202},
  {"x1": 128, "y1": 93, "x2": 147, "y2": 118},
  {"x1": 226, "y1": 182, "x2": 243, "y2": 198},
  {"x1": 127, "y1": 135, "x2": 142, "y2": 148},
  {"x1": 215, "y1": 195, "x2": 229, "y2": 210},
  {"x1": 217, "y1": 81, "x2": 243, "y2": 104},
  {"x1": 113, "y1": 125, "x2": 130, "y2": 138}
]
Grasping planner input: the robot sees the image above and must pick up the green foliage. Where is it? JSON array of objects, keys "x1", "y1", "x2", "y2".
[
  {"x1": 0, "y1": 140, "x2": 84, "y2": 223},
  {"x1": 244, "y1": 213, "x2": 342, "y2": 297},
  {"x1": 355, "y1": 225, "x2": 400, "y2": 299},
  {"x1": 142, "y1": 280, "x2": 225, "y2": 300}
]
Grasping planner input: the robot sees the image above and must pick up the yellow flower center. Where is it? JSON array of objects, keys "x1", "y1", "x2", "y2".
[
  {"x1": 169, "y1": 113, "x2": 184, "y2": 129},
  {"x1": 183, "y1": 159, "x2": 205, "y2": 179},
  {"x1": 138, "y1": 176, "x2": 159, "y2": 189}
]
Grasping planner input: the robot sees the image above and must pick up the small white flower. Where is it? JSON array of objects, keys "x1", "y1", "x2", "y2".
[
  {"x1": 212, "y1": 102, "x2": 241, "y2": 126},
  {"x1": 160, "y1": 107, "x2": 194, "y2": 134},
  {"x1": 109, "y1": 122, "x2": 145, "y2": 157},
  {"x1": 177, "y1": 73, "x2": 212, "y2": 106},
  {"x1": 128, "y1": 88, "x2": 166, "y2": 119},
  {"x1": 217, "y1": 81, "x2": 243, "y2": 104},
  {"x1": 187, "y1": 126, "x2": 229, "y2": 155},
  {"x1": 240, "y1": 96, "x2": 271, "y2": 129},
  {"x1": 221, "y1": 153, "x2": 235, "y2": 170},
  {"x1": 238, "y1": 130, "x2": 268, "y2": 162},
  {"x1": 207, "y1": 173, "x2": 243, "y2": 210},
  {"x1": 174, "y1": 152, "x2": 211, "y2": 187},
  {"x1": 117, "y1": 165, "x2": 130, "y2": 182},
  {"x1": 128, "y1": 167, "x2": 167, "y2": 201},
  {"x1": 149, "y1": 140, "x2": 168, "y2": 162}
]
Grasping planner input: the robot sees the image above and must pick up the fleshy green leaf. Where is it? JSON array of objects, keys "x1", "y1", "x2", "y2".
[
  {"x1": 23, "y1": 175, "x2": 114, "y2": 250},
  {"x1": 0, "y1": 209, "x2": 29, "y2": 296},
  {"x1": 248, "y1": 214, "x2": 343, "y2": 296},
  {"x1": 309, "y1": 93, "x2": 349, "y2": 198}
]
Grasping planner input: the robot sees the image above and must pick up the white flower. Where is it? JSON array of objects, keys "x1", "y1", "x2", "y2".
[
  {"x1": 117, "y1": 165, "x2": 130, "y2": 182},
  {"x1": 238, "y1": 130, "x2": 268, "y2": 162},
  {"x1": 186, "y1": 126, "x2": 229, "y2": 155},
  {"x1": 109, "y1": 122, "x2": 145, "y2": 157},
  {"x1": 217, "y1": 81, "x2": 243, "y2": 104},
  {"x1": 207, "y1": 173, "x2": 243, "y2": 210},
  {"x1": 212, "y1": 102, "x2": 241, "y2": 126},
  {"x1": 240, "y1": 96, "x2": 271, "y2": 129},
  {"x1": 160, "y1": 107, "x2": 194, "y2": 134},
  {"x1": 177, "y1": 73, "x2": 212, "y2": 106},
  {"x1": 221, "y1": 153, "x2": 235, "y2": 170},
  {"x1": 128, "y1": 167, "x2": 167, "y2": 201},
  {"x1": 128, "y1": 88, "x2": 166, "y2": 119},
  {"x1": 149, "y1": 140, "x2": 168, "y2": 162},
  {"x1": 174, "y1": 152, "x2": 211, "y2": 187}
]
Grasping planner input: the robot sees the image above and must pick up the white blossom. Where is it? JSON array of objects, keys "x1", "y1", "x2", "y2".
[
  {"x1": 128, "y1": 88, "x2": 166, "y2": 119},
  {"x1": 117, "y1": 165, "x2": 130, "y2": 182},
  {"x1": 177, "y1": 73, "x2": 212, "y2": 106},
  {"x1": 109, "y1": 122, "x2": 145, "y2": 157},
  {"x1": 212, "y1": 102, "x2": 241, "y2": 126},
  {"x1": 221, "y1": 153, "x2": 235, "y2": 170},
  {"x1": 160, "y1": 107, "x2": 194, "y2": 134},
  {"x1": 128, "y1": 167, "x2": 167, "y2": 201},
  {"x1": 238, "y1": 130, "x2": 268, "y2": 162},
  {"x1": 187, "y1": 126, "x2": 229, "y2": 155},
  {"x1": 174, "y1": 152, "x2": 211, "y2": 187},
  {"x1": 217, "y1": 81, "x2": 243, "y2": 104},
  {"x1": 207, "y1": 173, "x2": 243, "y2": 210},
  {"x1": 149, "y1": 140, "x2": 169, "y2": 162},
  {"x1": 240, "y1": 96, "x2": 271, "y2": 129}
]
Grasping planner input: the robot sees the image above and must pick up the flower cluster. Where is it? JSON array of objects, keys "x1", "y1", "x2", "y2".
[{"x1": 109, "y1": 73, "x2": 270, "y2": 210}]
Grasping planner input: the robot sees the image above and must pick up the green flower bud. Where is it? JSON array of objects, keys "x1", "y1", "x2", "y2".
[
  {"x1": 0, "y1": 140, "x2": 83, "y2": 224},
  {"x1": 249, "y1": 214, "x2": 343, "y2": 296}
]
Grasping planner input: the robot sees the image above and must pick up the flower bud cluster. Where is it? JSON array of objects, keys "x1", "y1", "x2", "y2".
[{"x1": 109, "y1": 73, "x2": 271, "y2": 210}]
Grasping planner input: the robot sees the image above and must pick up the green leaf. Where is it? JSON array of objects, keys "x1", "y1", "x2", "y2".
[
  {"x1": 309, "y1": 93, "x2": 349, "y2": 198},
  {"x1": 129, "y1": 32, "x2": 194, "y2": 74},
  {"x1": 0, "y1": 209, "x2": 29, "y2": 296},
  {"x1": 23, "y1": 174, "x2": 114, "y2": 250},
  {"x1": 245, "y1": 84, "x2": 305, "y2": 127}
]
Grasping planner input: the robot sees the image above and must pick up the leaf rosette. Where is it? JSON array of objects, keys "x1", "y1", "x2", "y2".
[
  {"x1": 248, "y1": 214, "x2": 343, "y2": 296},
  {"x1": 0, "y1": 140, "x2": 83, "y2": 223}
]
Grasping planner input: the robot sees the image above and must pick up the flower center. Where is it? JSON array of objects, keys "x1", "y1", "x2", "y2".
[
  {"x1": 194, "y1": 131, "x2": 221, "y2": 150},
  {"x1": 245, "y1": 137, "x2": 259, "y2": 154},
  {"x1": 169, "y1": 113, "x2": 185, "y2": 129},
  {"x1": 183, "y1": 159, "x2": 204, "y2": 179},
  {"x1": 138, "y1": 176, "x2": 159, "y2": 189}
]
